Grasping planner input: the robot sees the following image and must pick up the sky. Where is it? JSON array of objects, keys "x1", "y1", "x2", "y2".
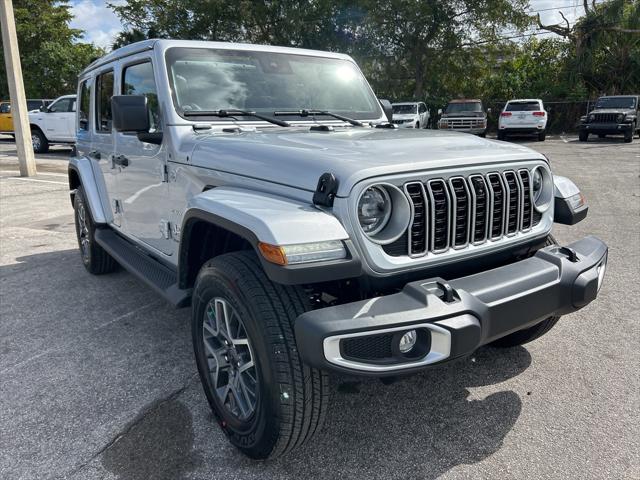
[{"x1": 69, "y1": 0, "x2": 598, "y2": 50}]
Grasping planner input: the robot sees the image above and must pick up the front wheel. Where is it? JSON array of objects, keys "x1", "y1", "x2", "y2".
[
  {"x1": 579, "y1": 131, "x2": 588, "y2": 142},
  {"x1": 192, "y1": 251, "x2": 329, "y2": 459},
  {"x1": 624, "y1": 123, "x2": 635, "y2": 143}
]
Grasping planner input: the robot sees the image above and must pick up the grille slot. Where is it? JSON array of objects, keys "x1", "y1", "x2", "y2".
[
  {"x1": 405, "y1": 182, "x2": 428, "y2": 256},
  {"x1": 469, "y1": 175, "x2": 489, "y2": 243},
  {"x1": 427, "y1": 179, "x2": 451, "y2": 252},
  {"x1": 487, "y1": 173, "x2": 505, "y2": 238},
  {"x1": 503, "y1": 171, "x2": 521, "y2": 235},
  {"x1": 449, "y1": 177, "x2": 470, "y2": 247},
  {"x1": 518, "y1": 169, "x2": 533, "y2": 231},
  {"x1": 342, "y1": 333, "x2": 394, "y2": 361}
]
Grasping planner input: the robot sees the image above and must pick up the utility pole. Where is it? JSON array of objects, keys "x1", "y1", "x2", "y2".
[{"x1": 0, "y1": 0, "x2": 36, "y2": 176}]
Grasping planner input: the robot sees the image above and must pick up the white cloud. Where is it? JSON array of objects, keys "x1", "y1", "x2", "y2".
[{"x1": 69, "y1": 0, "x2": 125, "y2": 50}]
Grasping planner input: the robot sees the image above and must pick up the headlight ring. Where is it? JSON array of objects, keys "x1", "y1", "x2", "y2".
[
  {"x1": 531, "y1": 166, "x2": 553, "y2": 213},
  {"x1": 357, "y1": 184, "x2": 410, "y2": 244}
]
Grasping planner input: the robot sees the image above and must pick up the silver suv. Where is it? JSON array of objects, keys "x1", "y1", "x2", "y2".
[{"x1": 69, "y1": 40, "x2": 608, "y2": 459}]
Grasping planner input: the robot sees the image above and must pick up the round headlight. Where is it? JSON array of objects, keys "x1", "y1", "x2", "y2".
[
  {"x1": 531, "y1": 166, "x2": 553, "y2": 212},
  {"x1": 358, "y1": 186, "x2": 391, "y2": 235},
  {"x1": 617, "y1": 113, "x2": 625, "y2": 123},
  {"x1": 356, "y1": 184, "x2": 411, "y2": 244},
  {"x1": 589, "y1": 114, "x2": 595, "y2": 122}
]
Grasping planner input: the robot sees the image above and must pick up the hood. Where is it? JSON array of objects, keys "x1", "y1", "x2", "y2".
[
  {"x1": 590, "y1": 108, "x2": 635, "y2": 115},
  {"x1": 189, "y1": 127, "x2": 544, "y2": 197},
  {"x1": 441, "y1": 111, "x2": 485, "y2": 118}
]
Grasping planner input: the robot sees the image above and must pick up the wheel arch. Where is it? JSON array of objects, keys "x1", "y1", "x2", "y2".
[{"x1": 68, "y1": 157, "x2": 108, "y2": 224}]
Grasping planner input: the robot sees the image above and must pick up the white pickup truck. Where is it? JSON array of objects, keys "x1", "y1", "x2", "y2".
[{"x1": 29, "y1": 94, "x2": 77, "y2": 153}]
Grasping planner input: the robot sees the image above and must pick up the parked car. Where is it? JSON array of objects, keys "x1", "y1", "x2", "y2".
[
  {"x1": 438, "y1": 99, "x2": 488, "y2": 136},
  {"x1": 498, "y1": 99, "x2": 547, "y2": 141},
  {"x1": 579, "y1": 95, "x2": 639, "y2": 143},
  {"x1": 391, "y1": 102, "x2": 430, "y2": 128},
  {"x1": 29, "y1": 94, "x2": 77, "y2": 152},
  {"x1": 70, "y1": 39, "x2": 607, "y2": 460},
  {"x1": 0, "y1": 101, "x2": 12, "y2": 135}
]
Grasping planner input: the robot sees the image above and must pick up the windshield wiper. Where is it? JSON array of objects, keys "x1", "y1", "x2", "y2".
[
  {"x1": 274, "y1": 109, "x2": 364, "y2": 127},
  {"x1": 182, "y1": 109, "x2": 290, "y2": 127}
]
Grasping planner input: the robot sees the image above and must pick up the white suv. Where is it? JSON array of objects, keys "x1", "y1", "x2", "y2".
[
  {"x1": 391, "y1": 102, "x2": 430, "y2": 128},
  {"x1": 28, "y1": 94, "x2": 77, "y2": 153},
  {"x1": 498, "y1": 99, "x2": 547, "y2": 141}
]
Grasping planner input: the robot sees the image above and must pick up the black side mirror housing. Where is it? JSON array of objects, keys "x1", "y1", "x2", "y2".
[
  {"x1": 379, "y1": 99, "x2": 393, "y2": 122},
  {"x1": 39, "y1": 105, "x2": 46, "y2": 112},
  {"x1": 112, "y1": 95, "x2": 150, "y2": 132}
]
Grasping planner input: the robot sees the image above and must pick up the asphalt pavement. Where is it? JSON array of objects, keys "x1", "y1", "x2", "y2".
[{"x1": 0, "y1": 133, "x2": 638, "y2": 479}]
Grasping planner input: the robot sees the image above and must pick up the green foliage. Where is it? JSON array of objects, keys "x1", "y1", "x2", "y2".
[{"x1": 0, "y1": 0, "x2": 103, "y2": 99}]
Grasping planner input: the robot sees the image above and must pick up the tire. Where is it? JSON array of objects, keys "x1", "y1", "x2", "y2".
[
  {"x1": 31, "y1": 128, "x2": 49, "y2": 153},
  {"x1": 415, "y1": 122, "x2": 420, "y2": 129},
  {"x1": 73, "y1": 186, "x2": 117, "y2": 274},
  {"x1": 537, "y1": 131, "x2": 546, "y2": 141},
  {"x1": 497, "y1": 131, "x2": 506, "y2": 141},
  {"x1": 598, "y1": 134, "x2": 606, "y2": 139},
  {"x1": 579, "y1": 131, "x2": 588, "y2": 142},
  {"x1": 490, "y1": 235, "x2": 561, "y2": 348},
  {"x1": 624, "y1": 123, "x2": 635, "y2": 143},
  {"x1": 479, "y1": 132, "x2": 486, "y2": 138},
  {"x1": 192, "y1": 251, "x2": 329, "y2": 459}
]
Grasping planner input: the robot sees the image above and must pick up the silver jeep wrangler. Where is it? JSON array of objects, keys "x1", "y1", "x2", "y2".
[{"x1": 69, "y1": 40, "x2": 608, "y2": 459}]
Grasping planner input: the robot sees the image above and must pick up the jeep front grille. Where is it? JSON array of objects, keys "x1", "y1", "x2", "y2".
[
  {"x1": 592, "y1": 113, "x2": 617, "y2": 123},
  {"x1": 385, "y1": 169, "x2": 540, "y2": 257}
]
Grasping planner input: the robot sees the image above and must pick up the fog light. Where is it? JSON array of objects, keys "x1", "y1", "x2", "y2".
[
  {"x1": 597, "y1": 255, "x2": 607, "y2": 292},
  {"x1": 399, "y1": 330, "x2": 417, "y2": 353}
]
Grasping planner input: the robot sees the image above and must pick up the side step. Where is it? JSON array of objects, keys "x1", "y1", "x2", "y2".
[{"x1": 94, "y1": 228, "x2": 191, "y2": 308}]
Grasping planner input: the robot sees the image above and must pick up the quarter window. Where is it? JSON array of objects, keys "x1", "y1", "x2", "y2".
[
  {"x1": 78, "y1": 81, "x2": 90, "y2": 130},
  {"x1": 95, "y1": 70, "x2": 114, "y2": 133},
  {"x1": 122, "y1": 62, "x2": 161, "y2": 132}
]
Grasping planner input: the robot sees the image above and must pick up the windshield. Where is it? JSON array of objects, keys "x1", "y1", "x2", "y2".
[
  {"x1": 165, "y1": 47, "x2": 382, "y2": 121},
  {"x1": 393, "y1": 104, "x2": 417, "y2": 114},
  {"x1": 445, "y1": 102, "x2": 482, "y2": 114},
  {"x1": 506, "y1": 101, "x2": 540, "y2": 112},
  {"x1": 595, "y1": 97, "x2": 636, "y2": 109}
]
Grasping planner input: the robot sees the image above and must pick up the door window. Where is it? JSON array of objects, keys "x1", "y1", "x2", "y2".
[
  {"x1": 78, "y1": 81, "x2": 90, "y2": 130},
  {"x1": 95, "y1": 70, "x2": 114, "y2": 133},
  {"x1": 419, "y1": 103, "x2": 426, "y2": 113},
  {"x1": 122, "y1": 62, "x2": 161, "y2": 132},
  {"x1": 49, "y1": 98, "x2": 74, "y2": 113},
  {"x1": 0, "y1": 103, "x2": 10, "y2": 114}
]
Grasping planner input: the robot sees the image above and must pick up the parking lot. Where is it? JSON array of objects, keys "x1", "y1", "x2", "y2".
[{"x1": 0, "y1": 134, "x2": 638, "y2": 480}]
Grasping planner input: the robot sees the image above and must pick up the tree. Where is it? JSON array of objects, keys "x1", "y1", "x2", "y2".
[{"x1": 0, "y1": 0, "x2": 103, "y2": 99}]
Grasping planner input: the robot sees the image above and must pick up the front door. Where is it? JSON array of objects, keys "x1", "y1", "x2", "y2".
[
  {"x1": 113, "y1": 59, "x2": 173, "y2": 256},
  {"x1": 44, "y1": 97, "x2": 76, "y2": 141}
]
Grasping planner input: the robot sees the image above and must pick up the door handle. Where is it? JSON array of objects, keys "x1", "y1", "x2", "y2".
[
  {"x1": 112, "y1": 155, "x2": 129, "y2": 168},
  {"x1": 88, "y1": 150, "x2": 101, "y2": 159}
]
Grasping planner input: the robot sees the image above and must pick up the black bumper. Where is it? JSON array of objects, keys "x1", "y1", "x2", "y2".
[
  {"x1": 579, "y1": 122, "x2": 633, "y2": 135},
  {"x1": 295, "y1": 236, "x2": 608, "y2": 376}
]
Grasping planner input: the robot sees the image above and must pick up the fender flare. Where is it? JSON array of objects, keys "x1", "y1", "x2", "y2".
[
  {"x1": 178, "y1": 187, "x2": 361, "y2": 286},
  {"x1": 68, "y1": 156, "x2": 108, "y2": 224}
]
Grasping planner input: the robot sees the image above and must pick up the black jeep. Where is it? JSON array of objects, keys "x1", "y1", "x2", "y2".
[{"x1": 579, "y1": 95, "x2": 639, "y2": 143}]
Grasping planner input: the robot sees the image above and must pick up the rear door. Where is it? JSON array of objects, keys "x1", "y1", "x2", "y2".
[{"x1": 44, "y1": 97, "x2": 75, "y2": 140}]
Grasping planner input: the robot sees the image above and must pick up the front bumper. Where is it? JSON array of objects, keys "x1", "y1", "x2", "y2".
[
  {"x1": 579, "y1": 122, "x2": 633, "y2": 135},
  {"x1": 439, "y1": 125, "x2": 487, "y2": 135},
  {"x1": 295, "y1": 236, "x2": 608, "y2": 375}
]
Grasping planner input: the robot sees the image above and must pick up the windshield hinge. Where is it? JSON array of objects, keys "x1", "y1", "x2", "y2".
[{"x1": 313, "y1": 172, "x2": 339, "y2": 207}]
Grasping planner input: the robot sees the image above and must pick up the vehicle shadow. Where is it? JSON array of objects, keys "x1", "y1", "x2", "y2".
[{"x1": 257, "y1": 346, "x2": 530, "y2": 479}]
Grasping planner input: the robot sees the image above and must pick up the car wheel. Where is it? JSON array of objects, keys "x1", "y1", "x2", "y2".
[
  {"x1": 415, "y1": 122, "x2": 420, "y2": 129},
  {"x1": 578, "y1": 131, "x2": 588, "y2": 142},
  {"x1": 31, "y1": 129, "x2": 49, "y2": 153},
  {"x1": 490, "y1": 235, "x2": 561, "y2": 348},
  {"x1": 598, "y1": 134, "x2": 606, "y2": 139},
  {"x1": 73, "y1": 186, "x2": 117, "y2": 274},
  {"x1": 192, "y1": 251, "x2": 329, "y2": 459},
  {"x1": 537, "y1": 131, "x2": 546, "y2": 141},
  {"x1": 624, "y1": 128, "x2": 633, "y2": 143},
  {"x1": 479, "y1": 132, "x2": 486, "y2": 138}
]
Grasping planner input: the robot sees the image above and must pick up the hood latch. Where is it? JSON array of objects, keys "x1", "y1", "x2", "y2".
[{"x1": 313, "y1": 172, "x2": 339, "y2": 207}]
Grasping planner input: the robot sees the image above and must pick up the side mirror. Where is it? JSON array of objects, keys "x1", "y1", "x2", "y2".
[
  {"x1": 487, "y1": 108, "x2": 492, "y2": 113},
  {"x1": 112, "y1": 95, "x2": 162, "y2": 145},
  {"x1": 437, "y1": 108, "x2": 443, "y2": 115},
  {"x1": 379, "y1": 99, "x2": 393, "y2": 122},
  {"x1": 39, "y1": 105, "x2": 46, "y2": 112}
]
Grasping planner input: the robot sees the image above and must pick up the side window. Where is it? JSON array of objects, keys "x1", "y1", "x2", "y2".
[
  {"x1": 0, "y1": 103, "x2": 10, "y2": 114},
  {"x1": 49, "y1": 98, "x2": 73, "y2": 113},
  {"x1": 122, "y1": 62, "x2": 161, "y2": 132},
  {"x1": 95, "y1": 70, "x2": 114, "y2": 133},
  {"x1": 419, "y1": 103, "x2": 426, "y2": 113},
  {"x1": 78, "y1": 81, "x2": 90, "y2": 130}
]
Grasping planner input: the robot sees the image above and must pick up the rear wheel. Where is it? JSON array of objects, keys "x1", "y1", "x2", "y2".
[
  {"x1": 192, "y1": 251, "x2": 329, "y2": 459},
  {"x1": 579, "y1": 131, "x2": 588, "y2": 142},
  {"x1": 537, "y1": 130, "x2": 546, "y2": 141},
  {"x1": 73, "y1": 186, "x2": 117, "y2": 274},
  {"x1": 491, "y1": 235, "x2": 561, "y2": 348},
  {"x1": 624, "y1": 123, "x2": 635, "y2": 143},
  {"x1": 31, "y1": 128, "x2": 49, "y2": 153},
  {"x1": 497, "y1": 131, "x2": 506, "y2": 141}
]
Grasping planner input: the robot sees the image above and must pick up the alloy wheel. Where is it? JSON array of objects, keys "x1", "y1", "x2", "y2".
[
  {"x1": 31, "y1": 133, "x2": 41, "y2": 151},
  {"x1": 76, "y1": 201, "x2": 90, "y2": 261},
  {"x1": 202, "y1": 298, "x2": 258, "y2": 421}
]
